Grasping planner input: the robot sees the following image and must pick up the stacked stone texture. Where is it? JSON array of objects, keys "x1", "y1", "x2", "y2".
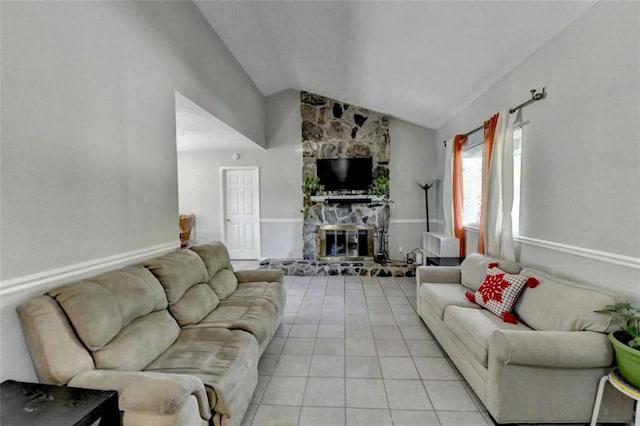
[
  {"x1": 300, "y1": 91, "x2": 392, "y2": 260},
  {"x1": 259, "y1": 259, "x2": 416, "y2": 278},
  {"x1": 300, "y1": 91, "x2": 390, "y2": 182}
]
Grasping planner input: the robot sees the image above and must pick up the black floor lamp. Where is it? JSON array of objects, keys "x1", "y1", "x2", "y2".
[{"x1": 418, "y1": 182, "x2": 433, "y2": 232}]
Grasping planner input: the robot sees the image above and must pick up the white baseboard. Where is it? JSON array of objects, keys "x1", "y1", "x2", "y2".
[{"x1": 0, "y1": 241, "x2": 180, "y2": 297}]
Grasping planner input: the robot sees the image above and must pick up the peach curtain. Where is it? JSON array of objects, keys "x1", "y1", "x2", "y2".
[
  {"x1": 477, "y1": 113, "x2": 499, "y2": 254},
  {"x1": 452, "y1": 134, "x2": 467, "y2": 257}
]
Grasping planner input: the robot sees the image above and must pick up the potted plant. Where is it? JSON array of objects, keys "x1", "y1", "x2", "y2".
[
  {"x1": 301, "y1": 176, "x2": 321, "y2": 220},
  {"x1": 369, "y1": 176, "x2": 389, "y2": 198},
  {"x1": 596, "y1": 302, "x2": 640, "y2": 388},
  {"x1": 302, "y1": 176, "x2": 321, "y2": 197}
]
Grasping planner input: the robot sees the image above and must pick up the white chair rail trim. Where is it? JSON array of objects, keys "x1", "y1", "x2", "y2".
[
  {"x1": 516, "y1": 235, "x2": 640, "y2": 270},
  {"x1": 259, "y1": 218, "x2": 444, "y2": 225},
  {"x1": 464, "y1": 226, "x2": 640, "y2": 270},
  {"x1": 0, "y1": 241, "x2": 180, "y2": 297}
]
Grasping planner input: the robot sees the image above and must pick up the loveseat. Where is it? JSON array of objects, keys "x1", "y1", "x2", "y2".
[
  {"x1": 416, "y1": 253, "x2": 634, "y2": 424},
  {"x1": 17, "y1": 242, "x2": 285, "y2": 426}
]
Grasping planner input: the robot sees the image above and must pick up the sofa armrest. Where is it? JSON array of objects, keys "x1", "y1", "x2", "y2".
[
  {"x1": 415, "y1": 266, "x2": 461, "y2": 286},
  {"x1": 235, "y1": 269, "x2": 284, "y2": 284},
  {"x1": 489, "y1": 330, "x2": 613, "y2": 369},
  {"x1": 68, "y1": 370, "x2": 211, "y2": 421}
]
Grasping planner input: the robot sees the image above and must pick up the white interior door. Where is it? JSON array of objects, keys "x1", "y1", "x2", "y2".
[{"x1": 221, "y1": 167, "x2": 261, "y2": 259}]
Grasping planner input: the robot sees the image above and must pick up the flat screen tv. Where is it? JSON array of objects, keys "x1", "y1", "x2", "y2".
[{"x1": 317, "y1": 158, "x2": 373, "y2": 191}]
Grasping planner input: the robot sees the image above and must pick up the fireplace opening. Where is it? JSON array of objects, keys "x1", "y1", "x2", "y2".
[{"x1": 318, "y1": 225, "x2": 374, "y2": 260}]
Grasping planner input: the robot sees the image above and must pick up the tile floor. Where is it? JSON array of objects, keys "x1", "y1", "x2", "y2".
[{"x1": 240, "y1": 275, "x2": 496, "y2": 426}]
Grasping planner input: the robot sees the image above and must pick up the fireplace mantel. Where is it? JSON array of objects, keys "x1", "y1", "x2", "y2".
[{"x1": 310, "y1": 195, "x2": 384, "y2": 204}]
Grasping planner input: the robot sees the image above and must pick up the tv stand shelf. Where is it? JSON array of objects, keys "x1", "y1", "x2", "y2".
[{"x1": 311, "y1": 195, "x2": 383, "y2": 204}]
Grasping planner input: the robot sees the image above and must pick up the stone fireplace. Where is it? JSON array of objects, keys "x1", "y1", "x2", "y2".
[
  {"x1": 302, "y1": 200, "x2": 390, "y2": 260},
  {"x1": 318, "y1": 224, "x2": 374, "y2": 260},
  {"x1": 300, "y1": 91, "x2": 391, "y2": 260}
]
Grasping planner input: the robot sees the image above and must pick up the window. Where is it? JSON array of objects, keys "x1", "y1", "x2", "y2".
[
  {"x1": 462, "y1": 134, "x2": 484, "y2": 226},
  {"x1": 461, "y1": 128, "x2": 523, "y2": 235}
]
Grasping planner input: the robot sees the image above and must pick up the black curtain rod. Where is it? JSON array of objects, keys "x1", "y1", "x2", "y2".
[
  {"x1": 442, "y1": 123, "x2": 483, "y2": 147},
  {"x1": 465, "y1": 125, "x2": 484, "y2": 137},
  {"x1": 443, "y1": 87, "x2": 546, "y2": 146}
]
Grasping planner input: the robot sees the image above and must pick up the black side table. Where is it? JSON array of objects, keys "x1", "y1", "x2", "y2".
[{"x1": 1, "y1": 380, "x2": 121, "y2": 426}]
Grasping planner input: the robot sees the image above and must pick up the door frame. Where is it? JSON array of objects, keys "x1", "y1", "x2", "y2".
[{"x1": 219, "y1": 166, "x2": 261, "y2": 259}]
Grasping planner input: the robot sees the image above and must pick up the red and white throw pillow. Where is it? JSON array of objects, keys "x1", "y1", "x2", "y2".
[{"x1": 465, "y1": 262, "x2": 539, "y2": 324}]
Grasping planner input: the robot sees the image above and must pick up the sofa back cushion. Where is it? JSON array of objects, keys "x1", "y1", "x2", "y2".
[
  {"x1": 190, "y1": 242, "x2": 238, "y2": 299},
  {"x1": 460, "y1": 253, "x2": 520, "y2": 291},
  {"x1": 144, "y1": 250, "x2": 209, "y2": 304},
  {"x1": 49, "y1": 266, "x2": 168, "y2": 350},
  {"x1": 92, "y1": 310, "x2": 180, "y2": 370},
  {"x1": 144, "y1": 250, "x2": 219, "y2": 326},
  {"x1": 17, "y1": 296, "x2": 96, "y2": 385},
  {"x1": 170, "y1": 283, "x2": 220, "y2": 326},
  {"x1": 48, "y1": 266, "x2": 178, "y2": 370},
  {"x1": 514, "y1": 267, "x2": 616, "y2": 332}
]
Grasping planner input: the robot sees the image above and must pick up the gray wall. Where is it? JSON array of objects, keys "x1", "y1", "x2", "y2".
[
  {"x1": 177, "y1": 90, "x2": 304, "y2": 258},
  {"x1": 1, "y1": 1, "x2": 265, "y2": 281},
  {"x1": 388, "y1": 118, "x2": 437, "y2": 259},
  {"x1": 0, "y1": 1, "x2": 265, "y2": 381},
  {"x1": 435, "y1": 1, "x2": 640, "y2": 302}
]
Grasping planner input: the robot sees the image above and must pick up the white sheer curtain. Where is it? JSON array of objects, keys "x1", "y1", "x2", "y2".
[
  {"x1": 442, "y1": 138, "x2": 454, "y2": 236},
  {"x1": 485, "y1": 109, "x2": 516, "y2": 261}
]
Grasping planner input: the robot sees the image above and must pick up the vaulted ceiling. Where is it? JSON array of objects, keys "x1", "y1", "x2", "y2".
[
  {"x1": 175, "y1": 91, "x2": 259, "y2": 152},
  {"x1": 195, "y1": 1, "x2": 596, "y2": 130}
]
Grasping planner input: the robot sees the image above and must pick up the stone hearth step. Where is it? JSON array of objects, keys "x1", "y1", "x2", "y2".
[{"x1": 258, "y1": 258, "x2": 416, "y2": 277}]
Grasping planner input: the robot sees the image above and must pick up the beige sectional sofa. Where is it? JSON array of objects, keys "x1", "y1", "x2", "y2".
[
  {"x1": 416, "y1": 253, "x2": 634, "y2": 424},
  {"x1": 17, "y1": 242, "x2": 285, "y2": 426}
]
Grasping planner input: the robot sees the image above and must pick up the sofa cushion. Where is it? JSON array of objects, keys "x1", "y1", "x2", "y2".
[
  {"x1": 92, "y1": 310, "x2": 180, "y2": 371},
  {"x1": 145, "y1": 327, "x2": 259, "y2": 422},
  {"x1": 209, "y1": 269, "x2": 239, "y2": 300},
  {"x1": 17, "y1": 296, "x2": 96, "y2": 385},
  {"x1": 224, "y1": 281, "x2": 286, "y2": 316},
  {"x1": 515, "y1": 268, "x2": 617, "y2": 332},
  {"x1": 189, "y1": 242, "x2": 238, "y2": 299},
  {"x1": 188, "y1": 303, "x2": 277, "y2": 351},
  {"x1": 144, "y1": 250, "x2": 209, "y2": 305},
  {"x1": 170, "y1": 283, "x2": 220, "y2": 327},
  {"x1": 444, "y1": 305, "x2": 532, "y2": 367},
  {"x1": 460, "y1": 253, "x2": 520, "y2": 291},
  {"x1": 419, "y1": 283, "x2": 480, "y2": 320},
  {"x1": 466, "y1": 265, "x2": 538, "y2": 324},
  {"x1": 48, "y1": 266, "x2": 168, "y2": 351}
]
